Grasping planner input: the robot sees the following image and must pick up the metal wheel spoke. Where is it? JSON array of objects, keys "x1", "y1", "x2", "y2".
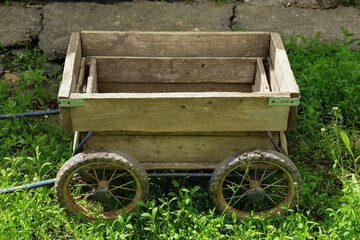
[
  {"x1": 265, "y1": 193, "x2": 278, "y2": 206},
  {"x1": 267, "y1": 193, "x2": 286, "y2": 199},
  {"x1": 225, "y1": 192, "x2": 248, "y2": 200},
  {"x1": 72, "y1": 178, "x2": 96, "y2": 189},
  {"x1": 230, "y1": 192, "x2": 247, "y2": 207},
  {"x1": 79, "y1": 170, "x2": 98, "y2": 183},
  {"x1": 108, "y1": 191, "x2": 125, "y2": 208},
  {"x1": 224, "y1": 179, "x2": 249, "y2": 191},
  {"x1": 110, "y1": 171, "x2": 128, "y2": 182},
  {"x1": 242, "y1": 200, "x2": 250, "y2": 211},
  {"x1": 233, "y1": 169, "x2": 251, "y2": 182},
  {"x1": 109, "y1": 180, "x2": 135, "y2": 192},
  {"x1": 93, "y1": 168, "x2": 100, "y2": 182},
  {"x1": 223, "y1": 184, "x2": 249, "y2": 190},
  {"x1": 260, "y1": 168, "x2": 267, "y2": 184},
  {"x1": 70, "y1": 183, "x2": 97, "y2": 188},
  {"x1": 76, "y1": 192, "x2": 93, "y2": 204},
  {"x1": 113, "y1": 195, "x2": 133, "y2": 201},
  {"x1": 263, "y1": 177, "x2": 287, "y2": 190},
  {"x1": 108, "y1": 169, "x2": 117, "y2": 182},
  {"x1": 262, "y1": 169, "x2": 279, "y2": 181},
  {"x1": 103, "y1": 164, "x2": 106, "y2": 180}
]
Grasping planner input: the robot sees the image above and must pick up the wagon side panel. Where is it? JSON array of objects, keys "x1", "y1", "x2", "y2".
[
  {"x1": 81, "y1": 132, "x2": 280, "y2": 167},
  {"x1": 68, "y1": 94, "x2": 290, "y2": 133}
]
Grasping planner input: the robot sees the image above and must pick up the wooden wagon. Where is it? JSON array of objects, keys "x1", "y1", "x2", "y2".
[{"x1": 56, "y1": 31, "x2": 302, "y2": 219}]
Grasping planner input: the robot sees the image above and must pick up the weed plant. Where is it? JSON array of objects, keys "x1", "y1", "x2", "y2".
[{"x1": 0, "y1": 31, "x2": 360, "y2": 239}]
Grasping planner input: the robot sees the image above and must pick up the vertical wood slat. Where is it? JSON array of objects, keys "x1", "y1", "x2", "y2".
[
  {"x1": 269, "y1": 33, "x2": 300, "y2": 130},
  {"x1": 75, "y1": 57, "x2": 86, "y2": 93},
  {"x1": 252, "y1": 59, "x2": 270, "y2": 92},
  {"x1": 279, "y1": 131, "x2": 288, "y2": 156},
  {"x1": 268, "y1": 60, "x2": 280, "y2": 92},
  {"x1": 86, "y1": 58, "x2": 98, "y2": 93},
  {"x1": 58, "y1": 32, "x2": 82, "y2": 134}
]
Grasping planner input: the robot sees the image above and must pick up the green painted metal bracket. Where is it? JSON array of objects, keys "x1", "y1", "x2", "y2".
[
  {"x1": 58, "y1": 99, "x2": 84, "y2": 108},
  {"x1": 268, "y1": 98, "x2": 300, "y2": 106}
]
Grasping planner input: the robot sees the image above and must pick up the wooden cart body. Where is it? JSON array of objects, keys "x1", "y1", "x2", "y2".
[{"x1": 58, "y1": 31, "x2": 299, "y2": 170}]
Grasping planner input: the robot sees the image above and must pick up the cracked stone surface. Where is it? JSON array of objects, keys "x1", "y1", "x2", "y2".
[
  {"x1": 0, "y1": 6, "x2": 42, "y2": 47},
  {"x1": 39, "y1": 2, "x2": 233, "y2": 60},
  {"x1": 233, "y1": 2, "x2": 360, "y2": 44}
]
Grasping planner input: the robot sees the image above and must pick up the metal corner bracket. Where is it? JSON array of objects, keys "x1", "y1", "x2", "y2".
[
  {"x1": 58, "y1": 99, "x2": 85, "y2": 108},
  {"x1": 268, "y1": 98, "x2": 300, "y2": 106}
]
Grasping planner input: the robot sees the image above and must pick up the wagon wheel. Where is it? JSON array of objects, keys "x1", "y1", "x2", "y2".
[
  {"x1": 55, "y1": 149, "x2": 149, "y2": 219},
  {"x1": 209, "y1": 149, "x2": 302, "y2": 219}
]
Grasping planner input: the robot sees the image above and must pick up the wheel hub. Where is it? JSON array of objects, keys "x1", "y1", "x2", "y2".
[
  {"x1": 247, "y1": 180, "x2": 265, "y2": 202},
  {"x1": 94, "y1": 180, "x2": 111, "y2": 203}
]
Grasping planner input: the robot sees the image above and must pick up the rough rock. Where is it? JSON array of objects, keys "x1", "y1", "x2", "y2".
[
  {"x1": 233, "y1": 2, "x2": 360, "y2": 44},
  {"x1": 39, "y1": 2, "x2": 233, "y2": 60},
  {"x1": 3, "y1": 72, "x2": 21, "y2": 84},
  {"x1": 0, "y1": 6, "x2": 42, "y2": 47},
  {"x1": 282, "y1": 0, "x2": 340, "y2": 9}
]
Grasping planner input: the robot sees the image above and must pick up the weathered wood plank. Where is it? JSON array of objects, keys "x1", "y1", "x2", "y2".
[
  {"x1": 252, "y1": 59, "x2": 270, "y2": 92},
  {"x1": 58, "y1": 32, "x2": 82, "y2": 98},
  {"x1": 269, "y1": 33, "x2": 299, "y2": 94},
  {"x1": 69, "y1": 92, "x2": 290, "y2": 132},
  {"x1": 81, "y1": 132, "x2": 279, "y2": 163},
  {"x1": 92, "y1": 57, "x2": 258, "y2": 83},
  {"x1": 81, "y1": 31, "x2": 270, "y2": 58},
  {"x1": 287, "y1": 92, "x2": 299, "y2": 130},
  {"x1": 279, "y1": 131, "x2": 288, "y2": 156},
  {"x1": 75, "y1": 57, "x2": 86, "y2": 93},
  {"x1": 142, "y1": 162, "x2": 219, "y2": 170},
  {"x1": 58, "y1": 32, "x2": 82, "y2": 134},
  {"x1": 86, "y1": 58, "x2": 98, "y2": 93},
  {"x1": 270, "y1": 33, "x2": 299, "y2": 130},
  {"x1": 98, "y1": 82, "x2": 252, "y2": 93},
  {"x1": 268, "y1": 60, "x2": 280, "y2": 92}
]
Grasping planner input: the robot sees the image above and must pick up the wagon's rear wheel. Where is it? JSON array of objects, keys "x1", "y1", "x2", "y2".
[
  {"x1": 55, "y1": 149, "x2": 149, "y2": 219},
  {"x1": 209, "y1": 149, "x2": 302, "y2": 219}
]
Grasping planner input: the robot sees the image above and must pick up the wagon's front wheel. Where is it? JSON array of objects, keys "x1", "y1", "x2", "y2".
[
  {"x1": 55, "y1": 149, "x2": 149, "y2": 219},
  {"x1": 209, "y1": 149, "x2": 302, "y2": 219}
]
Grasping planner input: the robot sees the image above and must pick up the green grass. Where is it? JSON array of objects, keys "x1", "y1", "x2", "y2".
[{"x1": 0, "y1": 32, "x2": 360, "y2": 239}]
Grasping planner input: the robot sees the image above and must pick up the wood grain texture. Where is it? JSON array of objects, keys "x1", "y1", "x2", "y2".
[
  {"x1": 92, "y1": 56, "x2": 258, "y2": 83},
  {"x1": 69, "y1": 92, "x2": 290, "y2": 132},
  {"x1": 58, "y1": 32, "x2": 82, "y2": 134},
  {"x1": 75, "y1": 57, "x2": 86, "y2": 93},
  {"x1": 269, "y1": 33, "x2": 299, "y2": 94},
  {"x1": 98, "y1": 82, "x2": 252, "y2": 93},
  {"x1": 252, "y1": 59, "x2": 270, "y2": 92},
  {"x1": 268, "y1": 60, "x2": 280, "y2": 92},
  {"x1": 279, "y1": 131, "x2": 288, "y2": 156},
  {"x1": 270, "y1": 33, "x2": 299, "y2": 130},
  {"x1": 142, "y1": 162, "x2": 219, "y2": 170},
  {"x1": 287, "y1": 92, "x2": 300, "y2": 130},
  {"x1": 58, "y1": 32, "x2": 82, "y2": 98},
  {"x1": 81, "y1": 132, "x2": 279, "y2": 164},
  {"x1": 81, "y1": 31, "x2": 270, "y2": 58},
  {"x1": 86, "y1": 58, "x2": 98, "y2": 93}
]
